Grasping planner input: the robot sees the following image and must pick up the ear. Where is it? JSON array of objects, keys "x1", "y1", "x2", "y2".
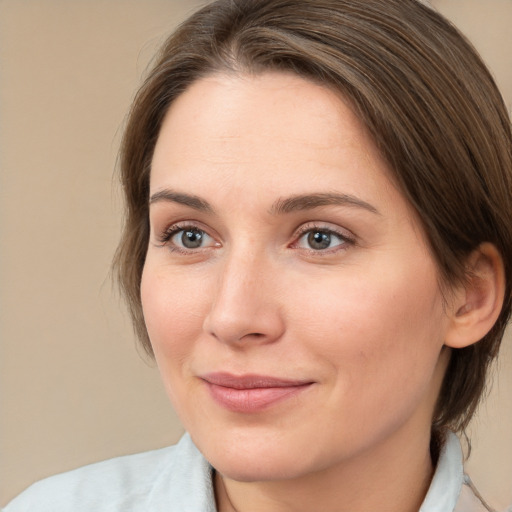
[{"x1": 444, "y1": 243, "x2": 505, "y2": 349}]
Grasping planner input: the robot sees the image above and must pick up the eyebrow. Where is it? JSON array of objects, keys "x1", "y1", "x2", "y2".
[
  {"x1": 149, "y1": 189, "x2": 379, "y2": 216},
  {"x1": 270, "y1": 193, "x2": 380, "y2": 216},
  {"x1": 149, "y1": 190, "x2": 214, "y2": 213}
]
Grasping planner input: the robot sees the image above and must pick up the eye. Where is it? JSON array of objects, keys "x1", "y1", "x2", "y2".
[
  {"x1": 159, "y1": 224, "x2": 219, "y2": 252},
  {"x1": 294, "y1": 227, "x2": 351, "y2": 252},
  {"x1": 172, "y1": 228, "x2": 211, "y2": 249}
]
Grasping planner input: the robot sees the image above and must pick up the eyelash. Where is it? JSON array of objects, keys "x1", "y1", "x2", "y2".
[
  {"x1": 156, "y1": 222, "x2": 355, "y2": 255},
  {"x1": 291, "y1": 223, "x2": 355, "y2": 255},
  {"x1": 157, "y1": 222, "x2": 218, "y2": 254}
]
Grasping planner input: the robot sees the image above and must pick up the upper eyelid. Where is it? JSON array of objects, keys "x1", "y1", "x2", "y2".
[
  {"x1": 293, "y1": 222, "x2": 355, "y2": 239},
  {"x1": 155, "y1": 219, "x2": 211, "y2": 236},
  {"x1": 162, "y1": 222, "x2": 210, "y2": 238}
]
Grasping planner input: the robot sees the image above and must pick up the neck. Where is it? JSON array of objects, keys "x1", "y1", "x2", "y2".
[{"x1": 215, "y1": 424, "x2": 435, "y2": 512}]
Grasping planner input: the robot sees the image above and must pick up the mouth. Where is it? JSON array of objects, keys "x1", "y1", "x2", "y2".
[{"x1": 200, "y1": 372, "x2": 314, "y2": 413}]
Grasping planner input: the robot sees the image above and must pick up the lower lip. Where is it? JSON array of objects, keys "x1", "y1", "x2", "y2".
[{"x1": 204, "y1": 382, "x2": 312, "y2": 413}]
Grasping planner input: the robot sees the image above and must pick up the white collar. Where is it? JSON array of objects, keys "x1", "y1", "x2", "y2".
[{"x1": 420, "y1": 431, "x2": 464, "y2": 511}]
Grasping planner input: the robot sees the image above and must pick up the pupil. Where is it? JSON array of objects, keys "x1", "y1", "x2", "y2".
[
  {"x1": 308, "y1": 231, "x2": 330, "y2": 250},
  {"x1": 182, "y1": 229, "x2": 203, "y2": 249}
]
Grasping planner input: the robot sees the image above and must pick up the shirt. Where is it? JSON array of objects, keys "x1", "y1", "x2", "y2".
[{"x1": 3, "y1": 432, "x2": 493, "y2": 512}]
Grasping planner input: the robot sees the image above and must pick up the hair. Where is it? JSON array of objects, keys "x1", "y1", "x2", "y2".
[{"x1": 114, "y1": 0, "x2": 512, "y2": 437}]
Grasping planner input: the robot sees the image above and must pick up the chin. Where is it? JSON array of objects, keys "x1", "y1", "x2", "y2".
[
  {"x1": 190, "y1": 426, "x2": 326, "y2": 482},
  {"x1": 213, "y1": 453, "x2": 311, "y2": 482}
]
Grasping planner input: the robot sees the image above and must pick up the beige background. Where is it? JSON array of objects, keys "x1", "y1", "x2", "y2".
[{"x1": 0, "y1": 0, "x2": 511, "y2": 509}]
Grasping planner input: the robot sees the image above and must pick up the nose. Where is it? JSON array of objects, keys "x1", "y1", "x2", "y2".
[{"x1": 202, "y1": 249, "x2": 285, "y2": 347}]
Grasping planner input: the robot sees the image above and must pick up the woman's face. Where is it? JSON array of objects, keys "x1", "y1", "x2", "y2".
[{"x1": 142, "y1": 72, "x2": 451, "y2": 481}]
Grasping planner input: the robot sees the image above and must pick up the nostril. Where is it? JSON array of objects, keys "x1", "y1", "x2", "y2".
[{"x1": 239, "y1": 332, "x2": 265, "y2": 340}]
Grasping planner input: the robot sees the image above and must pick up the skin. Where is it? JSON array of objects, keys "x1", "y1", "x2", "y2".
[{"x1": 142, "y1": 72, "x2": 459, "y2": 512}]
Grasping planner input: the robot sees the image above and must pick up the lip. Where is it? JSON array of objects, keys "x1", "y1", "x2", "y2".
[{"x1": 200, "y1": 372, "x2": 314, "y2": 413}]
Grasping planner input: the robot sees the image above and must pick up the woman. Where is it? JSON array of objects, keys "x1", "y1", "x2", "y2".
[{"x1": 5, "y1": 0, "x2": 511, "y2": 511}]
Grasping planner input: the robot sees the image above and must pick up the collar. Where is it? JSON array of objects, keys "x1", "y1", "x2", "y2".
[
  {"x1": 145, "y1": 433, "x2": 217, "y2": 511},
  {"x1": 420, "y1": 431, "x2": 464, "y2": 511}
]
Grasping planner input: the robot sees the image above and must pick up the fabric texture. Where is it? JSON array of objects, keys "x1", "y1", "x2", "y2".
[{"x1": 3, "y1": 432, "x2": 492, "y2": 512}]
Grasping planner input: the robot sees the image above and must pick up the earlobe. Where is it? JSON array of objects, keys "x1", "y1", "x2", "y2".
[{"x1": 444, "y1": 243, "x2": 505, "y2": 349}]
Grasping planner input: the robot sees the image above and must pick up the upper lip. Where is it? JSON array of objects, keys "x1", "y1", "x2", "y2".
[{"x1": 201, "y1": 372, "x2": 313, "y2": 389}]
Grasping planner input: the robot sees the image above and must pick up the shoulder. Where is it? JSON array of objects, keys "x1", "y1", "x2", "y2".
[
  {"x1": 3, "y1": 446, "x2": 176, "y2": 512},
  {"x1": 3, "y1": 434, "x2": 215, "y2": 512}
]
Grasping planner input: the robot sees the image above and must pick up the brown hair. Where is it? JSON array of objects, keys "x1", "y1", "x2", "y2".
[{"x1": 114, "y1": 0, "x2": 512, "y2": 435}]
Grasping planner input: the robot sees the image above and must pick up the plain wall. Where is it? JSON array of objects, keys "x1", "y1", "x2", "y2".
[{"x1": 1, "y1": 0, "x2": 511, "y2": 509}]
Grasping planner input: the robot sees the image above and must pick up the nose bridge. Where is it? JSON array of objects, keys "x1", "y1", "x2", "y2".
[{"x1": 203, "y1": 242, "x2": 283, "y2": 345}]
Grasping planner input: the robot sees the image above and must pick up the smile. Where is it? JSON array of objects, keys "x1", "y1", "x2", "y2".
[{"x1": 200, "y1": 373, "x2": 314, "y2": 413}]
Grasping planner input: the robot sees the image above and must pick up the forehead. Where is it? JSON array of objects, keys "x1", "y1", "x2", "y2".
[{"x1": 151, "y1": 72, "x2": 393, "y2": 195}]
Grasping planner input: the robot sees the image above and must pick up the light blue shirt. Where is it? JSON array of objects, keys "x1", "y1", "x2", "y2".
[{"x1": 3, "y1": 432, "x2": 494, "y2": 511}]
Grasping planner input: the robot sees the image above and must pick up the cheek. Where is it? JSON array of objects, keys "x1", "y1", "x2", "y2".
[
  {"x1": 140, "y1": 263, "x2": 215, "y2": 421},
  {"x1": 140, "y1": 264, "x2": 208, "y2": 361},
  {"x1": 295, "y1": 267, "x2": 443, "y2": 344},
  {"x1": 289, "y1": 259, "x2": 447, "y2": 401}
]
